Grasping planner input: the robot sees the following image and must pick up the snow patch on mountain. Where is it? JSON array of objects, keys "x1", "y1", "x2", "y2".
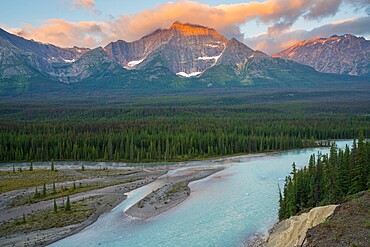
[
  {"x1": 176, "y1": 71, "x2": 202, "y2": 77},
  {"x1": 63, "y1": 59, "x2": 75, "y2": 63},
  {"x1": 205, "y1": 44, "x2": 220, "y2": 48},
  {"x1": 197, "y1": 55, "x2": 221, "y2": 61},
  {"x1": 127, "y1": 59, "x2": 144, "y2": 67}
]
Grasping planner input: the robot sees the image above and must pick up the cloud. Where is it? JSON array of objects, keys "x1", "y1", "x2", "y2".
[
  {"x1": 245, "y1": 16, "x2": 370, "y2": 55},
  {"x1": 4, "y1": 0, "x2": 370, "y2": 48},
  {"x1": 304, "y1": 0, "x2": 342, "y2": 20},
  {"x1": 72, "y1": 0, "x2": 95, "y2": 10},
  {"x1": 14, "y1": 19, "x2": 110, "y2": 48}
]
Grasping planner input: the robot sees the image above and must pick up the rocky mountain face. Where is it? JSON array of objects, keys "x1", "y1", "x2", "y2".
[
  {"x1": 0, "y1": 27, "x2": 94, "y2": 82},
  {"x1": 0, "y1": 22, "x2": 353, "y2": 87},
  {"x1": 104, "y1": 22, "x2": 227, "y2": 76},
  {"x1": 273, "y1": 34, "x2": 370, "y2": 77}
]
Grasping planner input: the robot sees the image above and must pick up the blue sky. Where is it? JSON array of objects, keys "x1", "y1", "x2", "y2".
[{"x1": 0, "y1": 0, "x2": 369, "y2": 54}]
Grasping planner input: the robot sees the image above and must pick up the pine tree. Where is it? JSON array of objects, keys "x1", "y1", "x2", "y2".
[
  {"x1": 53, "y1": 198, "x2": 57, "y2": 213},
  {"x1": 278, "y1": 184, "x2": 286, "y2": 220},
  {"x1": 51, "y1": 161, "x2": 55, "y2": 171},
  {"x1": 350, "y1": 131, "x2": 367, "y2": 194},
  {"x1": 278, "y1": 134, "x2": 369, "y2": 220},
  {"x1": 65, "y1": 195, "x2": 71, "y2": 211},
  {"x1": 12, "y1": 164, "x2": 15, "y2": 173},
  {"x1": 29, "y1": 162, "x2": 33, "y2": 171},
  {"x1": 34, "y1": 187, "x2": 40, "y2": 198}
]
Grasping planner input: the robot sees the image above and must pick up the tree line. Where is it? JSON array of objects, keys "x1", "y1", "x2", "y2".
[
  {"x1": 0, "y1": 115, "x2": 367, "y2": 162},
  {"x1": 279, "y1": 132, "x2": 369, "y2": 220}
]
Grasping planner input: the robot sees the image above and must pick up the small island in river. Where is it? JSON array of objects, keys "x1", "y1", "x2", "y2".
[{"x1": 0, "y1": 163, "x2": 223, "y2": 247}]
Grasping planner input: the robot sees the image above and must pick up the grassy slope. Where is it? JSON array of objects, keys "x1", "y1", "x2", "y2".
[{"x1": 305, "y1": 191, "x2": 370, "y2": 247}]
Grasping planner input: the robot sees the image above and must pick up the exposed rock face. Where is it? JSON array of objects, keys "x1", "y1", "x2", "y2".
[
  {"x1": 104, "y1": 22, "x2": 227, "y2": 75},
  {"x1": 0, "y1": 22, "x2": 334, "y2": 85},
  {"x1": 273, "y1": 34, "x2": 370, "y2": 77},
  {"x1": 50, "y1": 47, "x2": 125, "y2": 83},
  {"x1": 0, "y1": 27, "x2": 91, "y2": 81},
  {"x1": 263, "y1": 205, "x2": 337, "y2": 247}
]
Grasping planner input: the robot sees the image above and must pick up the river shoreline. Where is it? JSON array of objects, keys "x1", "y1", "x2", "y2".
[
  {"x1": 125, "y1": 168, "x2": 223, "y2": 220},
  {"x1": 1, "y1": 141, "x2": 352, "y2": 247},
  {"x1": 0, "y1": 166, "x2": 224, "y2": 247},
  {"x1": 0, "y1": 168, "x2": 167, "y2": 247}
]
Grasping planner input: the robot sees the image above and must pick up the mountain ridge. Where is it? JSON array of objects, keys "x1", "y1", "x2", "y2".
[
  {"x1": 0, "y1": 23, "x2": 368, "y2": 96},
  {"x1": 273, "y1": 34, "x2": 370, "y2": 77}
]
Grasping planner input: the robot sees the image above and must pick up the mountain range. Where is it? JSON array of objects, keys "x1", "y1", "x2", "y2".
[
  {"x1": 0, "y1": 22, "x2": 369, "y2": 96},
  {"x1": 274, "y1": 34, "x2": 370, "y2": 77}
]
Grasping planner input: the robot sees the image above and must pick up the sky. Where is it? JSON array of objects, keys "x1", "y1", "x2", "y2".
[{"x1": 0, "y1": 0, "x2": 369, "y2": 54}]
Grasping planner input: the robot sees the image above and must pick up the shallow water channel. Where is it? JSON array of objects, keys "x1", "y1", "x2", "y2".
[{"x1": 49, "y1": 140, "x2": 351, "y2": 247}]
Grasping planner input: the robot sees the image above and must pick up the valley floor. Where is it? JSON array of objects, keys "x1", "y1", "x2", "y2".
[
  {"x1": 0, "y1": 166, "x2": 167, "y2": 246},
  {"x1": 0, "y1": 164, "x2": 222, "y2": 247}
]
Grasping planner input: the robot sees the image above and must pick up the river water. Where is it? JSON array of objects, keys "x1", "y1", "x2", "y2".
[{"x1": 50, "y1": 141, "x2": 351, "y2": 247}]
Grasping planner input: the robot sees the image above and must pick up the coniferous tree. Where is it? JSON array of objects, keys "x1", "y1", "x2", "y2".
[
  {"x1": 34, "y1": 187, "x2": 40, "y2": 198},
  {"x1": 53, "y1": 198, "x2": 57, "y2": 213},
  {"x1": 279, "y1": 134, "x2": 368, "y2": 220},
  {"x1": 65, "y1": 195, "x2": 71, "y2": 211},
  {"x1": 350, "y1": 132, "x2": 367, "y2": 194},
  {"x1": 29, "y1": 162, "x2": 33, "y2": 171},
  {"x1": 278, "y1": 184, "x2": 286, "y2": 221}
]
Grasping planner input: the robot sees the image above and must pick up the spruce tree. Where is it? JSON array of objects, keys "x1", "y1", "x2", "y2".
[
  {"x1": 29, "y1": 162, "x2": 33, "y2": 171},
  {"x1": 51, "y1": 161, "x2": 55, "y2": 171},
  {"x1": 53, "y1": 198, "x2": 57, "y2": 213},
  {"x1": 65, "y1": 195, "x2": 71, "y2": 211},
  {"x1": 278, "y1": 133, "x2": 368, "y2": 220},
  {"x1": 350, "y1": 132, "x2": 366, "y2": 194},
  {"x1": 278, "y1": 184, "x2": 286, "y2": 220},
  {"x1": 34, "y1": 187, "x2": 40, "y2": 198}
]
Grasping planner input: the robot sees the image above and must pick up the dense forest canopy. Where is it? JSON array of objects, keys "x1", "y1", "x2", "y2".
[
  {"x1": 1, "y1": 94, "x2": 369, "y2": 163},
  {"x1": 279, "y1": 132, "x2": 370, "y2": 220}
]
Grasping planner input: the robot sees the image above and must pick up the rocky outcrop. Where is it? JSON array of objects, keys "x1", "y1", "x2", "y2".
[
  {"x1": 255, "y1": 205, "x2": 337, "y2": 247},
  {"x1": 274, "y1": 34, "x2": 370, "y2": 77}
]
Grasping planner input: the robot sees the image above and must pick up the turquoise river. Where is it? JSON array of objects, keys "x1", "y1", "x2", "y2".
[{"x1": 50, "y1": 140, "x2": 351, "y2": 247}]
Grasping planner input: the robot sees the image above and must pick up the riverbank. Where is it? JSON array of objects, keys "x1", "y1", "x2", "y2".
[
  {"x1": 125, "y1": 168, "x2": 223, "y2": 219},
  {"x1": 0, "y1": 166, "x2": 167, "y2": 247},
  {"x1": 0, "y1": 165, "x2": 224, "y2": 246},
  {"x1": 246, "y1": 191, "x2": 369, "y2": 247}
]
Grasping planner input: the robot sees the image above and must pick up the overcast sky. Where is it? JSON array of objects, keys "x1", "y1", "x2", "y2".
[{"x1": 1, "y1": 0, "x2": 369, "y2": 54}]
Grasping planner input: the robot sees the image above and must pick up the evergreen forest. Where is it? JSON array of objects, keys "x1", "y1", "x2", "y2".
[{"x1": 279, "y1": 132, "x2": 370, "y2": 220}]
